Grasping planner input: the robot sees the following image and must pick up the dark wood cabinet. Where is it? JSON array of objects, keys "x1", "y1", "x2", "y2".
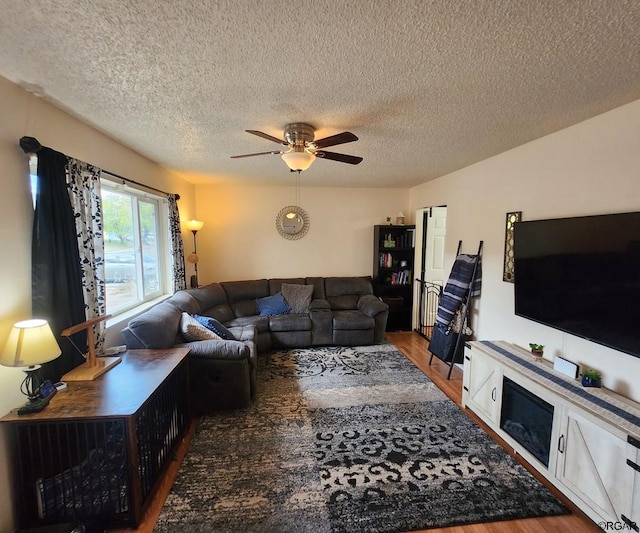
[
  {"x1": 1, "y1": 348, "x2": 190, "y2": 530},
  {"x1": 373, "y1": 224, "x2": 416, "y2": 331}
]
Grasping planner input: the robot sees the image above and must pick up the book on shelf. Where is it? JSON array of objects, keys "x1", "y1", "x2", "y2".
[
  {"x1": 379, "y1": 252, "x2": 394, "y2": 267},
  {"x1": 386, "y1": 269, "x2": 412, "y2": 285}
]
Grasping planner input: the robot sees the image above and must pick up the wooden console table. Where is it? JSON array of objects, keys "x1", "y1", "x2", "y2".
[{"x1": 1, "y1": 348, "x2": 190, "y2": 530}]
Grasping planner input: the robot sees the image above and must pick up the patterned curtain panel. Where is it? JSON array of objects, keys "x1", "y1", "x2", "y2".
[
  {"x1": 168, "y1": 194, "x2": 186, "y2": 291},
  {"x1": 66, "y1": 159, "x2": 107, "y2": 352}
]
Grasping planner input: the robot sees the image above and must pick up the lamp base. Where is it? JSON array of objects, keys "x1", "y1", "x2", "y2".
[
  {"x1": 62, "y1": 356, "x2": 121, "y2": 381},
  {"x1": 21, "y1": 365, "x2": 45, "y2": 400}
]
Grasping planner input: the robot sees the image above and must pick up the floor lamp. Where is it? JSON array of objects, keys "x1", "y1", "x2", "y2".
[{"x1": 186, "y1": 219, "x2": 204, "y2": 288}]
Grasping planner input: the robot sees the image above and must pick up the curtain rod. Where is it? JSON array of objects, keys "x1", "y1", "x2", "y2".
[
  {"x1": 19, "y1": 136, "x2": 180, "y2": 200},
  {"x1": 101, "y1": 170, "x2": 180, "y2": 200}
]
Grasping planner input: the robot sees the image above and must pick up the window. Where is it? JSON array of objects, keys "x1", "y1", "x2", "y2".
[
  {"x1": 101, "y1": 178, "x2": 167, "y2": 314},
  {"x1": 29, "y1": 154, "x2": 38, "y2": 208}
]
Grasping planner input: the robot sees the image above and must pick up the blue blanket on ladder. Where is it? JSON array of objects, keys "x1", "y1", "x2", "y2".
[{"x1": 435, "y1": 253, "x2": 482, "y2": 329}]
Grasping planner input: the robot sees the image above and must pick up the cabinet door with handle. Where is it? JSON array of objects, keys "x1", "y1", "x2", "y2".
[
  {"x1": 627, "y1": 440, "x2": 640, "y2": 532},
  {"x1": 555, "y1": 408, "x2": 635, "y2": 525},
  {"x1": 462, "y1": 346, "x2": 502, "y2": 425}
]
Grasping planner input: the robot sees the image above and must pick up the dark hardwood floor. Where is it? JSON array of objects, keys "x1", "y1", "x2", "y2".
[{"x1": 115, "y1": 332, "x2": 601, "y2": 533}]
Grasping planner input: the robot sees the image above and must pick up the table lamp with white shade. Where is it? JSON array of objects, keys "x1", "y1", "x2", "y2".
[{"x1": 0, "y1": 319, "x2": 61, "y2": 407}]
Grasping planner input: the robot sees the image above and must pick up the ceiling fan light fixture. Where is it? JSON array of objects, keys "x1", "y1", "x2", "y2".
[{"x1": 281, "y1": 150, "x2": 316, "y2": 172}]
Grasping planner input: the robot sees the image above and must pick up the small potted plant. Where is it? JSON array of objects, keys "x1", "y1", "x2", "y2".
[
  {"x1": 529, "y1": 343, "x2": 544, "y2": 357},
  {"x1": 581, "y1": 369, "x2": 602, "y2": 388}
]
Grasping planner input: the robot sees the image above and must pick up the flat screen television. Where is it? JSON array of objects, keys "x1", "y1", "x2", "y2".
[{"x1": 514, "y1": 211, "x2": 640, "y2": 359}]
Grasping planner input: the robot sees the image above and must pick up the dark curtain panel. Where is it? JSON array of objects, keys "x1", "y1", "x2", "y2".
[{"x1": 32, "y1": 147, "x2": 87, "y2": 381}]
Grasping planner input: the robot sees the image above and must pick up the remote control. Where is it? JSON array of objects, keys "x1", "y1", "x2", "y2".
[{"x1": 17, "y1": 397, "x2": 50, "y2": 415}]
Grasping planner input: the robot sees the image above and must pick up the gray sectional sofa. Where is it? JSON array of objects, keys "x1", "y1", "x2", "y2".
[{"x1": 121, "y1": 276, "x2": 388, "y2": 413}]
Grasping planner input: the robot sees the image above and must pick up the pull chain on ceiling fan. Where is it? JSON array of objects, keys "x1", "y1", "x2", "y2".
[{"x1": 231, "y1": 122, "x2": 363, "y2": 172}]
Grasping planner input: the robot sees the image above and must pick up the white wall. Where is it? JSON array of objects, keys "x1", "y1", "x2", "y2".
[
  {"x1": 195, "y1": 185, "x2": 411, "y2": 282},
  {"x1": 0, "y1": 75, "x2": 197, "y2": 533},
  {"x1": 410, "y1": 99, "x2": 640, "y2": 401}
]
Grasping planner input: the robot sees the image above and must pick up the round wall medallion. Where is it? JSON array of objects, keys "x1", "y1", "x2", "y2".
[{"x1": 275, "y1": 205, "x2": 310, "y2": 240}]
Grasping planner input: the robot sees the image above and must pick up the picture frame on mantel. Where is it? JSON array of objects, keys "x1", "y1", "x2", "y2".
[{"x1": 503, "y1": 211, "x2": 522, "y2": 282}]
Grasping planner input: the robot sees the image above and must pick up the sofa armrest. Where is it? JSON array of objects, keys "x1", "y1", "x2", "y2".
[
  {"x1": 309, "y1": 298, "x2": 331, "y2": 311},
  {"x1": 175, "y1": 339, "x2": 249, "y2": 360},
  {"x1": 357, "y1": 294, "x2": 389, "y2": 318}
]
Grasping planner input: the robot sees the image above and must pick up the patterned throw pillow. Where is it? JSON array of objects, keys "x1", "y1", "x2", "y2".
[
  {"x1": 180, "y1": 313, "x2": 223, "y2": 341},
  {"x1": 193, "y1": 314, "x2": 235, "y2": 340},
  {"x1": 281, "y1": 283, "x2": 314, "y2": 314},
  {"x1": 255, "y1": 292, "x2": 291, "y2": 317}
]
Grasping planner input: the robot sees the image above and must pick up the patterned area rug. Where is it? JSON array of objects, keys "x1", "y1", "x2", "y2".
[{"x1": 154, "y1": 344, "x2": 567, "y2": 532}]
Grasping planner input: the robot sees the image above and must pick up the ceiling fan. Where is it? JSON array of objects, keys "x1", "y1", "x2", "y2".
[{"x1": 231, "y1": 122, "x2": 363, "y2": 172}]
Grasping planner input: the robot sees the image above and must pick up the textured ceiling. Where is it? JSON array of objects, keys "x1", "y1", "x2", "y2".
[{"x1": 1, "y1": 0, "x2": 639, "y2": 188}]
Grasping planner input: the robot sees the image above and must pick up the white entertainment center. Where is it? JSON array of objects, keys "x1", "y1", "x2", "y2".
[{"x1": 462, "y1": 340, "x2": 640, "y2": 531}]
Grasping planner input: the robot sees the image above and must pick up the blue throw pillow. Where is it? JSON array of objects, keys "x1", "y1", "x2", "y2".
[
  {"x1": 193, "y1": 314, "x2": 236, "y2": 340},
  {"x1": 256, "y1": 292, "x2": 290, "y2": 317}
]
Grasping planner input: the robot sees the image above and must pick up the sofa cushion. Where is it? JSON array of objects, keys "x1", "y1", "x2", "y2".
[
  {"x1": 357, "y1": 294, "x2": 389, "y2": 317},
  {"x1": 228, "y1": 324, "x2": 256, "y2": 343},
  {"x1": 269, "y1": 314, "x2": 311, "y2": 332},
  {"x1": 180, "y1": 313, "x2": 223, "y2": 341},
  {"x1": 327, "y1": 294, "x2": 360, "y2": 310},
  {"x1": 333, "y1": 310, "x2": 375, "y2": 330},
  {"x1": 123, "y1": 302, "x2": 182, "y2": 349},
  {"x1": 186, "y1": 284, "x2": 234, "y2": 322},
  {"x1": 231, "y1": 300, "x2": 257, "y2": 318},
  {"x1": 227, "y1": 315, "x2": 270, "y2": 333},
  {"x1": 222, "y1": 279, "x2": 270, "y2": 318},
  {"x1": 175, "y1": 338, "x2": 248, "y2": 360},
  {"x1": 281, "y1": 283, "x2": 314, "y2": 314},
  {"x1": 167, "y1": 291, "x2": 200, "y2": 314},
  {"x1": 256, "y1": 292, "x2": 290, "y2": 317},
  {"x1": 194, "y1": 314, "x2": 235, "y2": 340},
  {"x1": 305, "y1": 277, "x2": 326, "y2": 299},
  {"x1": 222, "y1": 279, "x2": 269, "y2": 303},
  {"x1": 325, "y1": 276, "x2": 373, "y2": 297},
  {"x1": 325, "y1": 277, "x2": 374, "y2": 311},
  {"x1": 309, "y1": 298, "x2": 331, "y2": 310}
]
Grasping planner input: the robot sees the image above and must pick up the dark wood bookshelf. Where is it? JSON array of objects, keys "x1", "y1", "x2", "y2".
[{"x1": 373, "y1": 224, "x2": 416, "y2": 331}]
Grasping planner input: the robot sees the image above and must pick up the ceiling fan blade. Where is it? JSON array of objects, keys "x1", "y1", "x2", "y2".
[
  {"x1": 315, "y1": 151, "x2": 363, "y2": 165},
  {"x1": 313, "y1": 131, "x2": 358, "y2": 149},
  {"x1": 230, "y1": 150, "x2": 283, "y2": 159},
  {"x1": 246, "y1": 130, "x2": 287, "y2": 145}
]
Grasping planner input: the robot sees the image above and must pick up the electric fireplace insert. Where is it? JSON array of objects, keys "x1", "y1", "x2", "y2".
[{"x1": 500, "y1": 377, "x2": 554, "y2": 467}]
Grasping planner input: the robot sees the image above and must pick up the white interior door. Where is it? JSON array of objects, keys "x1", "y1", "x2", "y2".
[
  {"x1": 413, "y1": 206, "x2": 447, "y2": 329},
  {"x1": 424, "y1": 206, "x2": 447, "y2": 287}
]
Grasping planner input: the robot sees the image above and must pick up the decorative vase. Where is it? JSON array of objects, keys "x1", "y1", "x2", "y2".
[
  {"x1": 581, "y1": 375, "x2": 601, "y2": 388},
  {"x1": 531, "y1": 349, "x2": 543, "y2": 357}
]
